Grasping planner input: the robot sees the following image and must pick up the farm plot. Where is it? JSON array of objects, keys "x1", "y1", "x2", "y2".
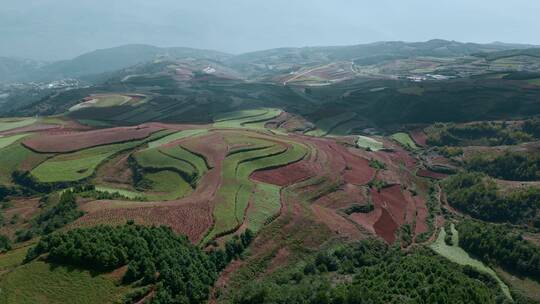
[
  {"x1": 0, "y1": 117, "x2": 37, "y2": 132},
  {"x1": 391, "y1": 132, "x2": 419, "y2": 150},
  {"x1": 205, "y1": 135, "x2": 307, "y2": 242},
  {"x1": 306, "y1": 112, "x2": 356, "y2": 137},
  {"x1": 143, "y1": 170, "x2": 193, "y2": 201},
  {"x1": 430, "y1": 224, "x2": 511, "y2": 300},
  {"x1": 23, "y1": 123, "x2": 165, "y2": 153},
  {"x1": 31, "y1": 131, "x2": 171, "y2": 183},
  {"x1": 356, "y1": 135, "x2": 384, "y2": 151},
  {"x1": 0, "y1": 143, "x2": 50, "y2": 185},
  {"x1": 213, "y1": 108, "x2": 282, "y2": 129}
]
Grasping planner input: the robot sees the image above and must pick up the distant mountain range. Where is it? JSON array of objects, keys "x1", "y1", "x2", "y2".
[{"x1": 0, "y1": 39, "x2": 538, "y2": 83}]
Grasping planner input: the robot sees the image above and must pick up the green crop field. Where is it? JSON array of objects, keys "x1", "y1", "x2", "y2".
[
  {"x1": 214, "y1": 108, "x2": 281, "y2": 129},
  {"x1": 245, "y1": 183, "x2": 281, "y2": 232},
  {"x1": 146, "y1": 129, "x2": 207, "y2": 149},
  {"x1": 160, "y1": 145, "x2": 208, "y2": 178},
  {"x1": 0, "y1": 134, "x2": 29, "y2": 149},
  {"x1": 430, "y1": 224, "x2": 511, "y2": 299},
  {"x1": 134, "y1": 148, "x2": 197, "y2": 181},
  {"x1": 0, "y1": 261, "x2": 130, "y2": 304},
  {"x1": 306, "y1": 112, "x2": 356, "y2": 137},
  {"x1": 356, "y1": 135, "x2": 384, "y2": 151},
  {"x1": 0, "y1": 117, "x2": 37, "y2": 133},
  {"x1": 205, "y1": 137, "x2": 306, "y2": 242},
  {"x1": 391, "y1": 132, "x2": 418, "y2": 150},
  {"x1": 144, "y1": 170, "x2": 192, "y2": 201}
]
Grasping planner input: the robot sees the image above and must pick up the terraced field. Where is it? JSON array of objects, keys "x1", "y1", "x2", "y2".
[
  {"x1": 204, "y1": 133, "x2": 307, "y2": 242},
  {"x1": 213, "y1": 108, "x2": 282, "y2": 129},
  {"x1": 31, "y1": 130, "x2": 172, "y2": 183}
]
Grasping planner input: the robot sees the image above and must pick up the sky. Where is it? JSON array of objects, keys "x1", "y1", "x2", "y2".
[{"x1": 1, "y1": 0, "x2": 539, "y2": 61}]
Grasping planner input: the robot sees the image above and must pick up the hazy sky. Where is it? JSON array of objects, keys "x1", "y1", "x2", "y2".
[{"x1": 1, "y1": 0, "x2": 539, "y2": 61}]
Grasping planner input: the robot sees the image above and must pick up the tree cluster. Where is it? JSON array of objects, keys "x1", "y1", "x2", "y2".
[{"x1": 443, "y1": 172, "x2": 540, "y2": 226}]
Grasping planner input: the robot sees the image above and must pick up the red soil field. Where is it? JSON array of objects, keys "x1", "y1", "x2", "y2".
[
  {"x1": 373, "y1": 208, "x2": 398, "y2": 243},
  {"x1": 416, "y1": 169, "x2": 448, "y2": 180},
  {"x1": 372, "y1": 185, "x2": 408, "y2": 228},
  {"x1": 410, "y1": 129, "x2": 427, "y2": 146},
  {"x1": 250, "y1": 160, "x2": 315, "y2": 186},
  {"x1": 22, "y1": 123, "x2": 163, "y2": 153},
  {"x1": 75, "y1": 202, "x2": 212, "y2": 243}
]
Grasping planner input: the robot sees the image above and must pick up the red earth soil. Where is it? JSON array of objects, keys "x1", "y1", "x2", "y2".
[
  {"x1": 373, "y1": 208, "x2": 398, "y2": 243},
  {"x1": 311, "y1": 204, "x2": 362, "y2": 239},
  {"x1": 22, "y1": 123, "x2": 164, "y2": 153},
  {"x1": 416, "y1": 169, "x2": 448, "y2": 180},
  {"x1": 410, "y1": 129, "x2": 427, "y2": 146},
  {"x1": 76, "y1": 203, "x2": 211, "y2": 243},
  {"x1": 250, "y1": 160, "x2": 315, "y2": 186},
  {"x1": 372, "y1": 185, "x2": 408, "y2": 228}
]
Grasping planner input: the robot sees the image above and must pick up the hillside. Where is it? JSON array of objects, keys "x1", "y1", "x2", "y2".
[{"x1": 1, "y1": 40, "x2": 540, "y2": 304}]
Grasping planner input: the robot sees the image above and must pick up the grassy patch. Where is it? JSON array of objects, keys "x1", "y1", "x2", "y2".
[
  {"x1": 430, "y1": 224, "x2": 511, "y2": 299},
  {"x1": 0, "y1": 134, "x2": 29, "y2": 149},
  {"x1": 0, "y1": 144, "x2": 49, "y2": 185},
  {"x1": 391, "y1": 132, "x2": 419, "y2": 150},
  {"x1": 0, "y1": 261, "x2": 130, "y2": 304},
  {"x1": 0, "y1": 246, "x2": 28, "y2": 272},
  {"x1": 356, "y1": 135, "x2": 383, "y2": 151},
  {"x1": 146, "y1": 129, "x2": 207, "y2": 149}
]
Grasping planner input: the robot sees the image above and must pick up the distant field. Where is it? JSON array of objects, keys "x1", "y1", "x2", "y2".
[
  {"x1": 94, "y1": 186, "x2": 142, "y2": 200},
  {"x1": 0, "y1": 117, "x2": 36, "y2": 132},
  {"x1": 430, "y1": 224, "x2": 511, "y2": 299},
  {"x1": 356, "y1": 135, "x2": 383, "y2": 151},
  {"x1": 214, "y1": 108, "x2": 281, "y2": 129},
  {"x1": 69, "y1": 94, "x2": 147, "y2": 112},
  {"x1": 0, "y1": 261, "x2": 130, "y2": 304},
  {"x1": 306, "y1": 112, "x2": 356, "y2": 137},
  {"x1": 391, "y1": 132, "x2": 418, "y2": 150}
]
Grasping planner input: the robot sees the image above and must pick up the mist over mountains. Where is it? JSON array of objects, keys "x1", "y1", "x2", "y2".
[{"x1": 1, "y1": 39, "x2": 537, "y2": 83}]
